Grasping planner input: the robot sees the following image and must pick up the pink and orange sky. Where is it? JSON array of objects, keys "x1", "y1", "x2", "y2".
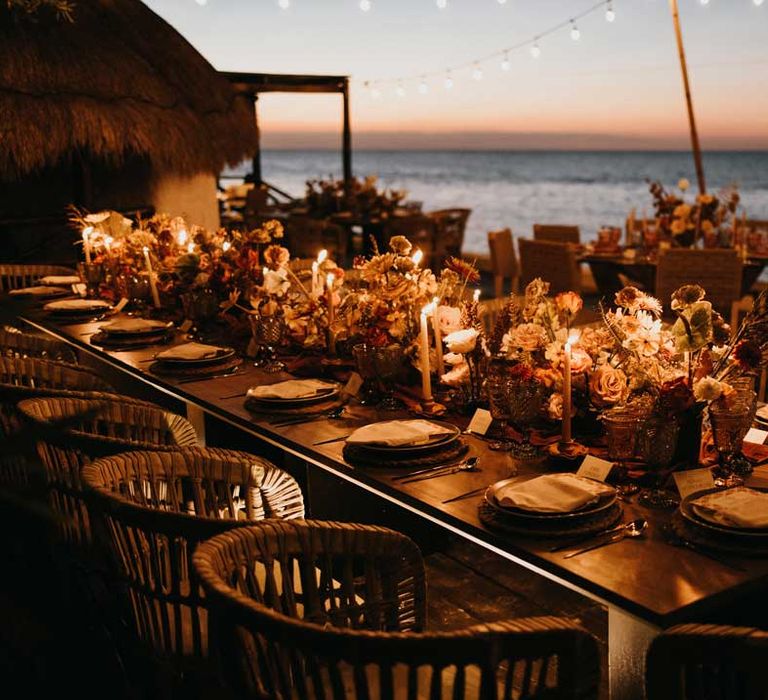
[{"x1": 146, "y1": 0, "x2": 768, "y2": 149}]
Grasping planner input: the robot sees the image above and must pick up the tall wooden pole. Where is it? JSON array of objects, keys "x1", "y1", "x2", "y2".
[
  {"x1": 669, "y1": 0, "x2": 706, "y2": 194},
  {"x1": 341, "y1": 78, "x2": 352, "y2": 191}
]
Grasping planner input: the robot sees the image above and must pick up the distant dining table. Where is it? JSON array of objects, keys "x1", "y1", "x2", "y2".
[
  {"x1": 15, "y1": 301, "x2": 768, "y2": 700},
  {"x1": 580, "y1": 250, "x2": 768, "y2": 299}
]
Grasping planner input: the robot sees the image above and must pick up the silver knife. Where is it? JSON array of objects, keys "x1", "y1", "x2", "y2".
[
  {"x1": 401, "y1": 459, "x2": 476, "y2": 484},
  {"x1": 563, "y1": 532, "x2": 627, "y2": 559}
]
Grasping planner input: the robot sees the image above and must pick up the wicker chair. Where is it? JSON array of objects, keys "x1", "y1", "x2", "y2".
[
  {"x1": 17, "y1": 395, "x2": 199, "y2": 550},
  {"x1": 81, "y1": 449, "x2": 304, "y2": 673},
  {"x1": 382, "y1": 215, "x2": 437, "y2": 268},
  {"x1": 519, "y1": 238, "x2": 581, "y2": 295},
  {"x1": 0, "y1": 263, "x2": 77, "y2": 292},
  {"x1": 0, "y1": 326, "x2": 77, "y2": 362},
  {"x1": 429, "y1": 208, "x2": 471, "y2": 267},
  {"x1": 488, "y1": 228, "x2": 520, "y2": 298},
  {"x1": 0, "y1": 357, "x2": 113, "y2": 493},
  {"x1": 533, "y1": 224, "x2": 581, "y2": 245},
  {"x1": 193, "y1": 520, "x2": 600, "y2": 700},
  {"x1": 646, "y1": 623, "x2": 768, "y2": 699},
  {"x1": 655, "y1": 248, "x2": 742, "y2": 316},
  {"x1": 286, "y1": 217, "x2": 348, "y2": 262}
]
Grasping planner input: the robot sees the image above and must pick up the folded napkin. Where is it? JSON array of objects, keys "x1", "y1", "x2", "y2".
[
  {"x1": 692, "y1": 487, "x2": 768, "y2": 529},
  {"x1": 8, "y1": 286, "x2": 66, "y2": 296},
  {"x1": 101, "y1": 318, "x2": 168, "y2": 334},
  {"x1": 44, "y1": 299, "x2": 111, "y2": 311},
  {"x1": 496, "y1": 474, "x2": 614, "y2": 513},
  {"x1": 156, "y1": 342, "x2": 223, "y2": 361},
  {"x1": 346, "y1": 420, "x2": 453, "y2": 447},
  {"x1": 756, "y1": 405, "x2": 768, "y2": 422},
  {"x1": 39, "y1": 275, "x2": 81, "y2": 286},
  {"x1": 247, "y1": 379, "x2": 336, "y2": 400}
]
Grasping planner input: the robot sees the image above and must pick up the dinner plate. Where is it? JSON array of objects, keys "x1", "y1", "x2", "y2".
[
  {"x1": 350, "y1": 421, "x2": 461, "y2": 456},
  {"x1": 44, "y1": 299, "x2": 112, "y2": 313},
  {"x1": 154, "y1": 346, "x2": 236, "y2": 366},
  {"x1": 247, "y1": 386, "x2": 339, "y2": 407},
  {"x1": 100, "y1": 319, "x2": 172, "y2": 337},
  {"x1": 8, "y1": 286, "x2": 71, "y2": 299},
  {"x1": 484, "y1": 475, "x2": 618, "y2": 521},
  {"x1": 39, "y1": 275, "x2": 81, "y2": 286},
  {"x1": 680, "y1": 487, "x2": 768, "y2": 539}
]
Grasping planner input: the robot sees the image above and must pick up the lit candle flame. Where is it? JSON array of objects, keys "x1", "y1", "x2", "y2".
[
  {"x1": 473, "y1": 289, "x2": 481, "y2": 303},
  {"x1": 83, "y1": 226, "x2": 94, "y2": 237},
  {"x1": 412, "y1": 249, "x2": 424, "y2": 266},
  {"x1": 567, "y1": 329, "x2": 581, "y2": 347},
  {"x1": 422, "y1": 300, "x2": 436, "y2": 316},
  {"x1": 317, "y1": 249, "x2": 328, "y2": 264},
  {"x1": 222, "y1": 240, "x2": 231, "y2": 252},
  {"x1": 104, "y1": 236, "x2": 113, "y2": 249},
  {"x1": 327, "y1": 272, "x2": 335, "y2": 287},
  {"x1": 177, "y1": 228, "x2": 188, "y2": 246},
  {"x1": 187, "y1": 242, "x2": 195, "y2": 253},
  {"x1": 142, "y1": 246, "x2": 149, "y2": 254}
]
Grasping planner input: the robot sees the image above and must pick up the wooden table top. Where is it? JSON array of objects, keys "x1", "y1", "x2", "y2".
[{"x1": 18, "y1": 308, "x2": 768, "y2": 629}]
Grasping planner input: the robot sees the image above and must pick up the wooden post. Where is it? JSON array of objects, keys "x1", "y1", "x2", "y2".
[
  {"x1": 341, "y1": 78, "x2": 352, "y2": 190},
  {"x1": 669, "y1": 0, "x2": 706, "y2": 194},
  {"x1": 250, "y1": 93, "x2": 262, "y2": 186}
]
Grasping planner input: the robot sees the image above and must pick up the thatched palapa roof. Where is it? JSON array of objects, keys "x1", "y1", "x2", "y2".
[{"x1": 0, "y1": 0, "x2": 257, "y2": 181}]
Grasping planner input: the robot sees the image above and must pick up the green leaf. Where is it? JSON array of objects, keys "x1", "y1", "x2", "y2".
[{"x1": 672, "y1": 301, "x2": 713, "y2": 352}]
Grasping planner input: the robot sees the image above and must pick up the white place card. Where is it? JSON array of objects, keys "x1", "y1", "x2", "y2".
[
  {"x1": 343, "y1": 371, "x2": 364, "y2": 397},
  {"x1": 179, "y1": 319, "x2": 193, "y2": 333},
  {"x1": 467, "y1": 408, "x2": 493, "y2": 436},
  {"x1": 673, "y1": 468, "x2": 715, "y2": 500},
  {"x1": 744, "y1": 428, "x2": 768, "y2": 446},
  {"x1": 113, "y1": 297, "x2": 129, "y2": 313},
  {"x1": 576, "y1": 455, "x2": 613, "y2": 482}
]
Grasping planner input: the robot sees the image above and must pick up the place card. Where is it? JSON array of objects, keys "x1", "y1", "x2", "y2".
[
  {"x1": 576, "y1": 455, "x2": 613, "y2": 482},
  {"x1": 673, "y1": 467, "x2": 715, "y2": 500},
  {"x1": 113, "y1": 297, "x2": 129, "y2": 313},
  {"x1": 179, "y1": 319, "x2": 193, "y2": 333},
  {"x1": 343, "y1": 371, "x2": 363, "y2": 397},
  {"x1": 467, "y1": 408, "x2": 493, "y2": 436},
  {"x1": 744, "y1": 428, "x2": 768, "y2": 446},
  {"x1": 72, "y1": 283, "x2": 87, "y2": 297}
]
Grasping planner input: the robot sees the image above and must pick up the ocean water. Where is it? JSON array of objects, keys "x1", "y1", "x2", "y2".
[{"x1": 226, "y1": 150, "x2": 768, "y2": 255}]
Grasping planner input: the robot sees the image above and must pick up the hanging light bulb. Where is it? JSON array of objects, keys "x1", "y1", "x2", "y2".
[
  {"x1": 530, "y1": 40, "x2": 541, "y2": 58},
  {"x1": 605, "y1": 2, "x2": 615, "y2": 21},
  {"x1": 444, "y1": 71, "x2": 454, "y2": 90},
  {"x1": 359, "y1": 0, "x2": 371, "y2": 11},
  {"x1": 278, "y1": 0, "x2": 290, "y2": 8},
  {"x1": 395, "y1": 82, "x2": 406, "y2": 98},
  {"x1": 472, "y1": 63, "x2": 483, "y2": 81},
  {"x1": 500, "y1": 52, "x2": 511, "y2": 71},
  {"x1": 436, "y1": 0, "x2": 447, "y2": 8},
  {"x1": 418, "y1": 78, "x2": 429, "y2": 94},
  {"x1": 570, "y1": 20, "x2": 580, "y2": 41}
]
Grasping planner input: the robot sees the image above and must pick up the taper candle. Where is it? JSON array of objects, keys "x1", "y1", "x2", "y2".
[
  {"x1": 419, "y1": 302, "x2": 434, "y2": 402},
  {"x1": 431, "y1": 297, "x2": 444, "y2": 377},
  {"x1": 82, "y1": 227, "x2": 93, "y2": 264},
  {"x1": 562, "y1": 339, "x2": 572, "y2": 443},
  {"x1": 326, "y1": 272, "x2": 336, "y2": 354},
  {"x1": 143, "y1": 246, "x2": 161, "y2": 308}
]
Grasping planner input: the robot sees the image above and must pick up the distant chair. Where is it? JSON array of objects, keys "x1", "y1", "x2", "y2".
[
  {"x1": 646, "y1": 623, "x2": 768, "y2": 700},
  {"x1": 429, "y1": 208, "x2": 471, "y2": 266},
  {"x1": 0, "y1": 326, "x2": 77, "y2": 363},
  {"x1": 194, "y1": 519, "x2": 600, "y2": 700},
  {"x1": 0, "y1": 263, "x2": 77, "y2": 292},
  {"x1": 745, "y1": 218, "x2": 768, "y2": 232},
  {"x1": 519, "y1": 238, "x2": 581, "y2": 294},
  {"x1": 382, "y1": 214, "x2": 437, "y2": 267},
  {"x1": 286, "y1": 216, "x2": 347, "y2": 262},
  {"x1": 655, "y1": 248, "x2": 742, "y2": 316},
  {"x1": 533, "y1": 224, "x2": 581, "y2": 245},
  {"x1": 488, "y1": 228, "x2": 519, "y2": 298}
]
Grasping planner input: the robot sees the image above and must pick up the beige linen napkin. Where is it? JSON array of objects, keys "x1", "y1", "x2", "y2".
[
  {"x1": 247, "y1": 379, "x2": 336, "y2": 400},
  {"x1": 44, "y1": 298, "x2": 111, "y2": 311},
  {"x1": 101, "y1": 318, "x2": 168, "y2": 334},
  {"x1": 496, "y1": 474, "x2": 614, "y2": 513},
  {"x1": 692, "y1": 487, "x2": 768, "y2": 529},
  {"x1": 346, "y1": 420, "x2": 453, "y2": 447},
  {"x1": 39, "y1": 275, "x2": 82, "y2": 286},
  {"x1": 156, "y1": 342, "x2": 223, "y2": 361},
  {"x1": 9, "y1": 286, "x2": 67, "y2": 296}
]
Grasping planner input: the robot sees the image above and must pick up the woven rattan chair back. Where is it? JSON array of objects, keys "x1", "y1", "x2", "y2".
[
  {"x1": 81, "y1": 448, "x2": 305, "y2": 662},
  {"x1": 17, "y1": 395, "x2": 199, "y2": 549},
  {"x1": 519, "y1": 238, "x2": 581, "y2": 294},
  {"x1": 533, "y1": 224, "x2": 581, "y2": 245},
  {"x1": 0, "y1": 264, "x2": 77, "y2": 292},
  {"x1": 194, "y1": 520, "x2": 600, "y2": 700},
  {"x1": 646, "y1": 623, "x2": 768, "y2": 699},
  {"x1": 286, "y1": 217, "x2": 347, "y2": 261},
  {"x1": 429, "y1": 208, "x2": 471, "y2": 266},
  {"x1": 383, "y1": 215, "x2": 437, "y2": 268},
  {"x1": 488, "y1": 228, "x2": 519, "y2": 298},
  {"x1": 655, "y1": 248, "x2": 742, "y2": 316},
  {"x1": 0, "y1": 358, "x2": 113, "y2": 491},
  {"x1": 0, "y1": 327, "x2": 77, "y2": 362}
]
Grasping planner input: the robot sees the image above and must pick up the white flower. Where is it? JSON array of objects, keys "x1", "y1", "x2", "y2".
[
  {"x1": 509, "y1": 323, "x2": 548, "y2": 351},
  {"x1": 437, "y1": 305, "x2": 463, "y2": 335},
  {"x1": 547, "y1": 393, "x2": 564, "y2": 421},
  {"x1": 622, "y1": 311, "x2": 662, "y2": 357},
  {"x1": 443, "y1": 329, "x2": 479, "y2": 355},
  {"x1": 263, "y1": 269, "x2": 290, "y2": 296},
  {"x1": 440, "y1": 362, "x2": 470, "y2": 387},
  {"x1": 694, "y1": 377, "x2": 724, "y2": 402},
  {"x1": 84, "y1": 211, "x2": 111, "y2": 224},
  {"x1": 443, "y1": 352, "x2": 465, "y2": 366}
]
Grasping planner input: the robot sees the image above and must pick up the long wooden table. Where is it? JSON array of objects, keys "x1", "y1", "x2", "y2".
[{"x1": 19, "y1": 309, "x2": 768, "y2": 700}]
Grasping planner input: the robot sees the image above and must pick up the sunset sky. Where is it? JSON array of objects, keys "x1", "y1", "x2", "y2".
[{"x1": 146, "y1": 0, "x2": 768, "y2": 149}]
